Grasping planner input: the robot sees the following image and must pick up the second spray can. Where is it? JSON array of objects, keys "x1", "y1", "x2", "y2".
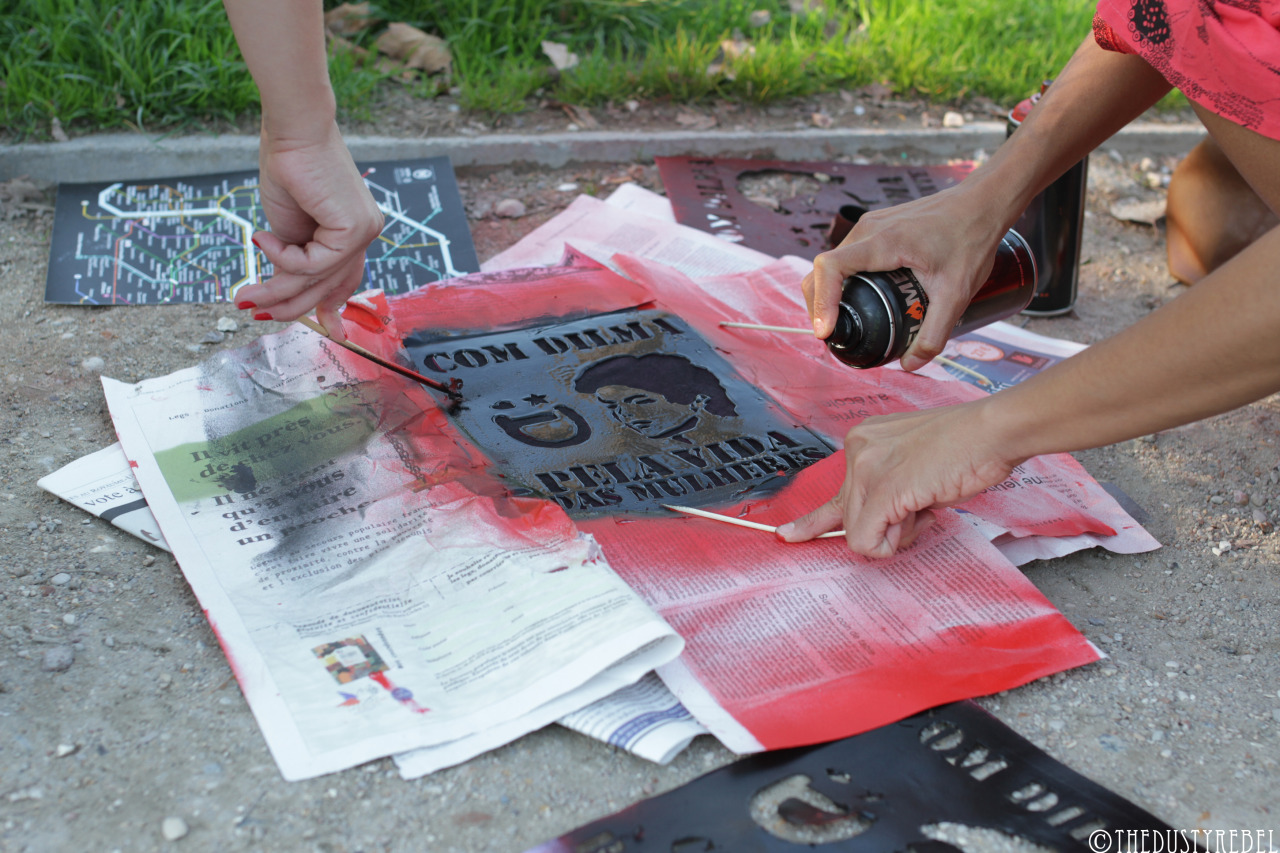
[{"x1": 825, "y1": 228, "x2": 1038, "y2": 369}]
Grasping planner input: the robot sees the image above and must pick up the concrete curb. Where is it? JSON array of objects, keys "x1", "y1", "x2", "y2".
[{"x1": 2, "y1": 121, "x2": 1205, "y2": 183}]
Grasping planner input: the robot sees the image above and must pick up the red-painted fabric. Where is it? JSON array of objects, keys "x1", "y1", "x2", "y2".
[{"x1": 1094, "y1": 0, "x2": 1280, "y2": 140}]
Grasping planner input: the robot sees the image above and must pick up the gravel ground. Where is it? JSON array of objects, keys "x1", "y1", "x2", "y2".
[{"x1": 0, "y1": 105, "x2": 1277, "y2": 852}]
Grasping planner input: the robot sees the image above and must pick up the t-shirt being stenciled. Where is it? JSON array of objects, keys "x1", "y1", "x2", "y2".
[{"x1": 1093, "y1": 0, "x2": 1280, "y2": 140}]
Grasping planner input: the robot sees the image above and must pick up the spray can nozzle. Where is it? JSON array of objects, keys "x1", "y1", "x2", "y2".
[
  {"x1": 825, "y1": 229, "x2": 1037, "y2": 369},
  {"x1": 829, "y1": 304, "x2": 863, "y2": 350}
]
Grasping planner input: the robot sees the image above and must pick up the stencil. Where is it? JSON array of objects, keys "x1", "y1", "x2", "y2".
[
  {"x1": 656, "y1": 156, "x2": 973, "y2": 259},
  {"x1": 528, "y1": 701, "x2": 1200, "y2": 852}
]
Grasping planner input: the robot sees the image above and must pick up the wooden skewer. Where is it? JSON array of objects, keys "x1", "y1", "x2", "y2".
[
  {"x1": 296, "y1": 316, "x2": 463, "y2": 401},
  {"x1": 719, "y1": 321, "x2": 813, "y2": 335},
  {"x1": 662, "y1": 504, "x2": 846, "y2": 539},
  {"x1": 932, "y1": 354, "x2": 993, "y2": 386},
  {"x1": 661, "y1": 503, "x2": 776, "y2": 532}
]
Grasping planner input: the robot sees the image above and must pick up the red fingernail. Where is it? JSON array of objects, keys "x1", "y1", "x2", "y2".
[
  {"x1": 253, "y1": 312, "x2": 272, "y2": 321},
  {"x1": 251, "y1": 236, "x2": 262, "y2": 250},
  {"x1": 236, "y1": 300, "x2": 256, "y2": 310}
]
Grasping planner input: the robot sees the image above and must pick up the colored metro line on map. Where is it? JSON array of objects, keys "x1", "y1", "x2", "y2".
[{"x1": 45, "y1": 157, "x2": 478, "y2": 305}]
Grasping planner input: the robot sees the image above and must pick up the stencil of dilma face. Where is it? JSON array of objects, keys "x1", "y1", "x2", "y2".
[{"x1": 574, "y1": 353, "x2": 739, "y2": 445}]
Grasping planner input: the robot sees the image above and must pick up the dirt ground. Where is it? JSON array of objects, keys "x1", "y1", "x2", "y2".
[{"x1": 0, "y1": 96, "x2": 1276, "y2": 853}]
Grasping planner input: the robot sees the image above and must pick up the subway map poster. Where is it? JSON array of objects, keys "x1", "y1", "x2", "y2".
[{"x1": 45, "y1": 157, "x2": 477, "y2": 305}]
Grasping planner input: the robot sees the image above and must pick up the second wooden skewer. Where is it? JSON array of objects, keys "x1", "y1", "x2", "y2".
[{"x1": 662, "y1": 504, "x2": 847, "y2": 540}]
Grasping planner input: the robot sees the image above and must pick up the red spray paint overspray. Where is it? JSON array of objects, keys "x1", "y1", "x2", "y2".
[
  {"x1": 579, "y1": 453, "x2": 1100, "y2": 750},
  {"x1": 203, "y1": 611, "x2": 248, "y2": 688},
  {"x1": 336, "y1": 284, "x2": 600, "y2": 541},
  {"x1": 326, "y1": 288, "x2": 520, "y2": 501},
  {"x1": 388, "y1": 246, "x2": 654, "y2": 338},
  {"x1": 385, "y1": 246, "x2": 672, "y2": 507},
  {"x1": 383, "y1": 250, "x2": 1121, "y2": 752},
  {"x1": 612, "y1": 253, "x2": 1124, "y2": 541},
  {"x1": 369, "y1": 671, "x2": 431, "y2": 715}
]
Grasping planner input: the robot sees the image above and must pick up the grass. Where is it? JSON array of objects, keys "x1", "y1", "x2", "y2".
[{"x1": 2, "y1": 0, "x2": 1105, "y2": 140}]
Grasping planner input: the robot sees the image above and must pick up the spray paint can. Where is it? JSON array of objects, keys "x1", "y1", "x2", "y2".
[
  {"x1": 825, "y1": 229, "x2": 1037, "y2": 369},
  {"x1": 1007, "y1": 80, "x2": 1088, "y2": 316}
]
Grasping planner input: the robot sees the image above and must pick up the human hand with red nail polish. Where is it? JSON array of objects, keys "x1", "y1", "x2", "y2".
[
  {"x1": 221, "y1": 0, "x2": 384, "y2": 343},
  {"x1": 232, "y1": 123, "x2": 383, "y2": 342}
]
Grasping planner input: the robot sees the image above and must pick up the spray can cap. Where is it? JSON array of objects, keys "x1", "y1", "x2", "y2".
[
  {"x1": 829, "y1": 304, "x2": 863, "y2": 350},
  {"x1": 826, "y1": 275, "x2": 904, "y2": 369}
]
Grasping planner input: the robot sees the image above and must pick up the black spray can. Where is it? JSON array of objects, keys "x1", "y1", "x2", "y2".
[
  {"x1": 1007, "y1": 80, "x2": 1088, "y2": 316},
  {"x1": 825, "y1": 229, "x2": 1037, "y2": 369}
]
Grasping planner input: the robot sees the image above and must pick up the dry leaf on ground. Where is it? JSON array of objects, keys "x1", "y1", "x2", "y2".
[
  {"x1": 543, "y1": 101, "x2": 598, "y2": 129},
  {"x1": 541, "y1": 41, "x2": 579, "y2": 72},
  {"x1": 603, "y1": 164, "x2": 650, "y2": 185},
  {"x1": 328, "y1": 34, "x2": 405, "y2": 75},
  {"x1": 0, "y1": 177, "x2": 46, "y2": 203},
  {"x1": 561, "y1": 103, "x2": 598, "y2": 129},
  {"x1": 376, "y1": 22, "x2": 451, "y2": 74},
  {"x1": 327, "y1": 33, "x2": 371, "y2": 62},
  {"x1": 324, "y1": 2, "x2": 379, "y2": 37},
  {"x1": 0, "y1": 177, "x2": 54, "y2": 218}
]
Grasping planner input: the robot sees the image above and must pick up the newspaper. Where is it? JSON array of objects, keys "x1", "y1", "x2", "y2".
[
  {"x1": 36, "y1": 442, "x2": 171, "y2": 552},
  {"x1": 99, "y1": 306, "x2": 682, "y2": 780},
  {"x1": 35, "y1": 441, "x2": 709, "y2": 771},
  {"x1": 37, "y1": 439, "x2": 710, "y2": 770},
  {"x1": 917, "y1": 322, "x2": 1163, "y2": 560},
  {"x1": 49, "y1": 187, "x2": 1155, "y2": 776},
  {"x1": 484, "y1": 193, "x2": 773, "y2": 278},
  {"x1": 557, "y1": 672, "x2": 707, "y2": 766},
  {"x1": 923, "y1": 319, "x2": 1089, "y2": 393},
  {"x1": 580, "y1": 451, "x2": 1102, "y2": 754}
]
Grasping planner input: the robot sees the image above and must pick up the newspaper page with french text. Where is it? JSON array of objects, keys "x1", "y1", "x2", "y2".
[
  {"x1": 101, "y1": 304, "x2": 681, "y2": 780},
  {"x1": 579, "y1": 453, "x2": 1103, "y2": 753}
]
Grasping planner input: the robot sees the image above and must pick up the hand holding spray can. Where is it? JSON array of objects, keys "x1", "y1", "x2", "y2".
[{"x1": 825, "y1": 229, "x2": 1038, "y2": 369}]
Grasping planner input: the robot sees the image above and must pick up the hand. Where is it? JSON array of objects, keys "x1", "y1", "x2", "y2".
[
  {"x1": 801, "y1": 186, "x2": 1009, "y2": 371},
  {"x1": 234, "y1": 121, "x2": 384, "y2": 342},
  {"x1": 776, "y1": 400, "x2": 1020, "y2": 557}
]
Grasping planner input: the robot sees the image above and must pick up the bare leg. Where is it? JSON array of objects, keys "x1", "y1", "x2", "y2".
[{"x1": 1167, "y1": 107, "x2": 1280, "y2": 284}]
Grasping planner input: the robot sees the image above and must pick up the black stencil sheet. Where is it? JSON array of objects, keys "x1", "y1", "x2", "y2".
[
  {"x1": 530, "y1": 701, "x2": 1201, "y2": 853},
  {"x1": 656, "y1": 156, "x2": 974, "y2": 260}
]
